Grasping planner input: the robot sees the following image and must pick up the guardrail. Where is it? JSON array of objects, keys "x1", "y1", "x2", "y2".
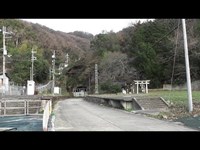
[
  {"x1": 0, "y1": 99, "x2": 44, "y2": 116},
  {"x1": 0, "y1": 98, "x2": 52, "y2": 131}
]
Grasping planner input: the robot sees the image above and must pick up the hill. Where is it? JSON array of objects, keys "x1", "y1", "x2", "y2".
[{"x1": 1, "y1": 19, "x2": 200, "y2": 94}]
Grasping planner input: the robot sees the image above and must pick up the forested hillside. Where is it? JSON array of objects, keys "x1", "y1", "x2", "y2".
[
  {"x1": 89, "y1": 19, "x2": 200, "y2": 92},
  {"x1": 0, "y1": 19, "x2": 93, "y2": 88},
  {"x1": 1, "y1": 19, "x2": 200, "y2": 93}
]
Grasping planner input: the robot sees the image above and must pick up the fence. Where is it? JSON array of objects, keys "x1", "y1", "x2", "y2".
[
  {"x1": 0, "y1": 81, "x2": 53, "y2": 96},
  {"x1": 0, "y1": 99, "x2": 44, "y2": 116},
  {"x1": 36, "y1": 81, "x2": 53, "y2": 94}
]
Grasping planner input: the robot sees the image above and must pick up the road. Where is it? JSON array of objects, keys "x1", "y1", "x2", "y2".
[{"x1": 53, "y1": 98, "x2": 196, "y2": 131}]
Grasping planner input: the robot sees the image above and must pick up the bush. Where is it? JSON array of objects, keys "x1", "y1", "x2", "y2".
[{"x1": 100, "y1": 82, "x2": 121, "y2": 94}]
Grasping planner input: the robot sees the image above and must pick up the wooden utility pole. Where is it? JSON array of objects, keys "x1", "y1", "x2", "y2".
[{"x1": 95, "y1": 64, "x2": 99, "y2": 94}]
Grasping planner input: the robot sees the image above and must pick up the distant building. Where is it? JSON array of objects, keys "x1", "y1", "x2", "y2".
[
  {"x1": 73, "y1": 86, "x2": 88, "y2": 97},
  {"x1": 0, "y1": 73, "x2": 10, "y2": 94}
]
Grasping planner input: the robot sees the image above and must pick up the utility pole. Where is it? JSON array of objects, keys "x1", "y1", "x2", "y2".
[
  {"x1": 1, "y1": 26, "x2": 12, "y2": 95},
  {"x1": 95, "y1": 64, "x2": 99, "y2": 94},
  {"x1": 65, "y1": 53, "x2": 69, "y2": 67},
  {"x1": 49, "y1": 67, "x2": 52, "y2": 80},
  {"x1": 2, "y1": 26, "x2": 6, "y2": 95},
  {"x1": 30, "y1": 49, "x2": 37, "y2": 81},
  {"x1": 52, "y1": 50, "x2": 56, "y2": 95},
  {"x1": 88, "y1": 72, "x2": 91, "y2": 94},
  {"x1": 182, "y1": 19, "x2": 193, "y2": 112}
]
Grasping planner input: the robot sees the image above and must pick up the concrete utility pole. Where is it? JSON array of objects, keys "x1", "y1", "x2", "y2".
[
  {"x1": 65, "y1": 53, "x2": 69, "y2": 67},
  {"x1": 95, "y1": 64, "x2": 99, "y2": 94},
  {"x1": 182, "y1": 19, "x2": 193, "y2": 112},
  {"x1": 30, "y1": 49, "x2": 37, "y2": 81},
  {"x1": 1, "y1": 26, "x2": 13, "y2": 95},
  {"x1": 52, "y1": 50, "x2": 56, "y2": 95},
  {"x1": 2, "y1": 26, "x2": 6, "y2": 95}
]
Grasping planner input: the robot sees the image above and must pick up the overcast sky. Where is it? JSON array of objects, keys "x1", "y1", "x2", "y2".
[{"x1": 22, "y1": 19, "x2": 153, "y2": 35}]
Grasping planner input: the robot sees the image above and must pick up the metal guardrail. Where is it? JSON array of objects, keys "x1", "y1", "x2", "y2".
[
  {"x1": 0, "y1": 99, "x2": 44, "y2": 116},
  {"x1": 0, "y1": 98, "x2": 52, "y2": 131}
]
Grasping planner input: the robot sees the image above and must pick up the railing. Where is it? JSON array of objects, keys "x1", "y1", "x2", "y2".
[
  {"x1": 0, "y1": 98, "x2": 52, "y2": 131},
  {"x1": 0, "y1": 99, "x2": 44, "y2": 116}
]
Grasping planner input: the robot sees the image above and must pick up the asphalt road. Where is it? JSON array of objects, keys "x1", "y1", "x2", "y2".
[{"x1": 53, "y1": 98, "x2": 196, "y2": 131}]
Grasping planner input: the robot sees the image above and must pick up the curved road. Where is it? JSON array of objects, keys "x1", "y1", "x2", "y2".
[{"x1": 53, "y1": 98, "x2": 196, "y2": 131}]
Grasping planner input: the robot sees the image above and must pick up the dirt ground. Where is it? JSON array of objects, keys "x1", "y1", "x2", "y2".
[{"x1": 153, "y1": 102, "x2": 200, "y2": 121}]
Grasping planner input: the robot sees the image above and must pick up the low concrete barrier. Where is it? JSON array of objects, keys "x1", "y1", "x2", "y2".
[
  {"x1": 42, "y1": 100, "x2": 52, "y2": 131},
  {"x1": 85, "y1": 96, "x2": 133, "y2": 110}
]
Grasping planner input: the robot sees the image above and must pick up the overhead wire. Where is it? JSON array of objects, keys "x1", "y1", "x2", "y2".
[
  {"x1": 152, "y1": 19, "x2": 192, "y2": 48},
  {"x1": 170, "y1": 19, "x2": 180, "y2": 91}
]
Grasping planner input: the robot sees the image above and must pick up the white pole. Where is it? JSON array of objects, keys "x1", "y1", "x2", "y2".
[
  {"x1": 182, "y1": 19, "x2": 193, "y2": 112},
  {"x1": 145, "y1": 82, "x2": 148, "y2": 94},
  {"x1": 136, "y1": 82, "x2": 139, "y2": 94},
  {"x1": 2, "y1": 26, "x2": 7, "y2": 95}
]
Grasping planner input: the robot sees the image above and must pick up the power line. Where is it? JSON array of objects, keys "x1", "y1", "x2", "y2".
[
  {"x1": 170, "y1": 19, "x2": 180, "y2": 90},
  {"x1": 152, "y1": 19, "x2": 192, "y2": 47},
  {"x1": 152, "y1": 21, "x2": 181, "y2": 47}
]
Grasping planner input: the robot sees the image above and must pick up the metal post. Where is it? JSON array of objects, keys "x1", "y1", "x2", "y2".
[{"x1": 182, "y1": 19, "x2": 193, "y2": 112}]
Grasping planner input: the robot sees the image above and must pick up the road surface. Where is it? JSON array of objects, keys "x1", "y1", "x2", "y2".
[{"x1": 53, "y1": 98, "x2": 196, "y2": 131}]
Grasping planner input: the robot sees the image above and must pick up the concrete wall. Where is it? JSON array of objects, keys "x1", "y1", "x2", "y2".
[{"x1": 85, "y1": 96, "x2": 134, "y2": 110}]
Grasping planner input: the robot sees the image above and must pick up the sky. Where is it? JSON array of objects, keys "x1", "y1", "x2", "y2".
[{"x1": 22, "y1": 19, "x2": 152, "y2": 35}]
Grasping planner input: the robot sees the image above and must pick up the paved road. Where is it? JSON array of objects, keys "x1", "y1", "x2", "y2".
[
  {"x1": 53, "y1": 98, "x2": 196, "y2": 131},
  {"x1": 0, "y1": 115, "x2": 43, "y2": 131}
]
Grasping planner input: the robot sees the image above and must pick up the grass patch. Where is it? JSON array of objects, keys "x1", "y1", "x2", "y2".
[
  {"x1": 96, "y1": 90, "x2": 200, "y2": 105},
  {"x1": 143, "y1": 90, "x2": 200, "y2": 105}
]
